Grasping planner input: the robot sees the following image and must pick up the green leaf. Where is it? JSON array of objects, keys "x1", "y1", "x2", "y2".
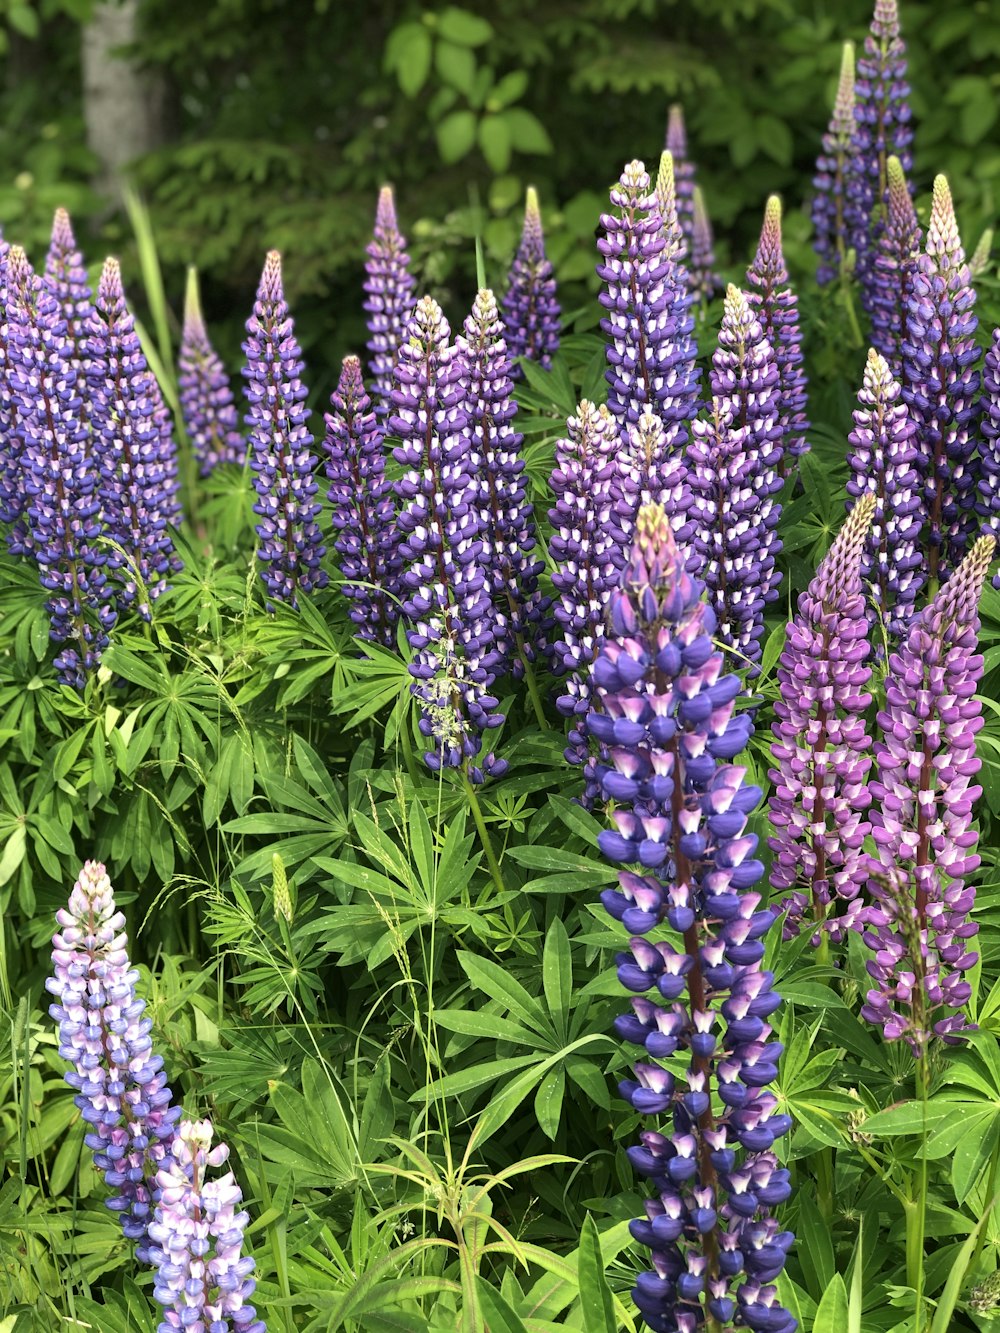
[
  {"x1": 847, "y1": 1216, "x2": 863, "y2": 1333},
  {"x1": 437, "y1": 7, "x2": 493, "y2": 46},
  {"x1": 489, "y1": 69, "x2": 528, "y2": 109},
  {"x1": 479, "y1": 113, "x2": 512, "y2": 172},
  {"x1": 813, "y1": 1273, "x2": 848, "y2": 1333},
  {"x1": 503, "y1": 107, "x2": 554, "y2": 155},
  {"x1": 534, "y1": 1066, "x2": 565, "y2": 1139},
  {"x1": 577, "y1": 1214, "x2": 615, "y2": 1333},
  {"x1": 385, "y1": 22, "x2": 432, "y2": 96},
  {"x1": 435, "y1": 39, "x2": 476, "y2": 96},
  {"x1": 542, "y1": 918, "x2": 572, "y2": 1036},
  {"x1": 930, "y1": 1210, "x2": 991, "y2": 1333},
  {"x1": 436, "y1": 109, "x2": 477, "y2": 163}
]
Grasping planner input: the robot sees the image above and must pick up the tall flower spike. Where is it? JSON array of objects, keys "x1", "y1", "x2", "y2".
[
  {"x1": 148, "y1": 1118, "x2": 265, "y2": 1333},
  {"x1": 0, "y1": 233, "x2": 26, "y2": 539},
  {"x1": 862, "y1": 534, "x2": 994, "y2": 1050},
  {"x1": 665, "y1": 104, "x2": 696, "y2": 248},
  {"x1": 391, "y1": 295, "x2": 506, "y2": 782},
  {"x1": 324, "y1": 355, "x2": 400, "y2": 648},
  {"x1": 7, "y1": 246, "x2": 115, "y2": 683},
  {"x1": 902, "y1": 175, "x2": 981, "y2": 584},
  {"x1": 611, "y1": 407, "x2": 693, "y2": 559},
  {"x1": 976, "y1": 329, "x2": 1000, "y2": 583},
  {"x1": 598, "y1": 160, "x2": 701, "y2": 449},
  {"x1": 690, "y1": 186, "x2": 719, "y2": 301},
  {"x1": 242, "y1": 250, "x2": 327, "y2": 607},
  {"x1": 969, "y1": 229, "x2": 993, "y2": 279},
  {"x1": 746, "y1": 195, "x2": 810, "y2": 474},
  {"x1": 846, "y1": 349, "x2": 924, "y2": 636},
  {"x1": 459, "y1": 288, "x2": 549, "y2": 679},
  {"x1": 850, "y1": 0, "x2": 914, "y2": 313},
  {"x1": 869, "y1": 156, "x2": 922, "y2": 378},
  {"x1": 768, "y1": 497, "x2": 876, "y2": 944},
  {"x1": 44, "y1": 208, "x2": 93, "y2": 372},
  {"x1": 179, "y1": 268, "x2": 245, "y2": 474},
  {"x1": 87, "y1": 258, "x2": 180, "y2": 618},
  {"x1": 656, "y1": 151, "x2": 687, "y2": 268},
  {"x1": 46, "y1": 862, "x2": 180, "y2": 1261},
  {"x1": 364, "y1": 185, "x2": 416, "y2": 416},
  {"x1": 812, "y1": 42, "x2": 859, "y2": 287},
  {"x1": 592, "y1": 504, "x2": 794, "y2": 1333},
  {"x1": 502, "y1": 186, "x2": 561, "y2": 375}
]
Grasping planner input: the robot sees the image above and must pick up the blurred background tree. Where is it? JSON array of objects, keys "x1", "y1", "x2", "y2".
[{"x1": 0, "y1": 0, "x2": 996, "y2": 393}]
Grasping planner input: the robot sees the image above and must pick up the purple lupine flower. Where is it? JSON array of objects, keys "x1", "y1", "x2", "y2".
[
  {"x1": 746, "y1": 195, "x2": 810, "y2": 475},
  {"x1": 769, "y1": 496, "x2": 876, "y2": 944},
  {"x1": 902, "y1": 175, "x2": 981, "y2": 585},
  {"x1": 611, "y1": 407, "x2": 692, "y2": 560},
  {"x1": 44, "y1": 208, "x2": 93, "y2": 372},
  {"x1": 391, "y1": 294, "x2": 505, "y2": 782},
  {"x1": 976, "y1": 329, "x2": 1000, "y2": 576},
  {"x1": 179, "y1": 268, "x2": 245, "y2": 474},
  {"x1": 7, "y1": 246, "x2": 115, "y2": 684},
  {"x1": 690, "y1": 187, "x2": 719, "y2": 302},
  {"x1": 458, "y1": 287, "x2": 549, "y2": 678},
  {"x1": 323, "y1": 354, "x2": 400, "y2": 647},
  {"x1": 86, "y1": 258, "x2": 179, "y2": 617},
  {"x1": 869, "y1": 155, "x2": 922, "y2": 378},
  {"x1": 846, "y1": 348, "x2": 924, "y2": 636},
  {"x1": 364, "y1": 185, "x2": 416, "y2": 416},
  {"x1": 862, "y1": 534, "x2": 993, "y2": 1049},
  {"x1": 46, "y1": 862, "x2": 180, "y2": 1261},
  {"x1": 598, "y1": 160, "x2": 701, "y2": 449},
  {"x1": 502, "y1": 186, "x2": 561, "y2": 375},
  {"x1": 653, "y1": 149, "x2": 701, "y2": 445},
  {"x1": 242, "y1": 250, "x2": 327, "y2": 608},
  {"x1": 665, "y1": 104, "x2": 696, "y2": 251},
  {"x1": 812, "y1": 42, "x2": 859, "y2": 287},
  {"x1": 592, "y1": 504, "x2": 794, "y2": 1333},
  {"x1": 148, "y1": 1119, "x2": 265, "y2": 1333},
  {"x1": 0, "y1": 232, "x2": 25, "y2": 537},
  {"x1": 850, "y1": 0, "x2": 914, "y2": 313}
]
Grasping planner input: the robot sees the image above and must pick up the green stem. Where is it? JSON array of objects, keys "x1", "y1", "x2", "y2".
[
  {"x1": 518, "y1": 645, "x2": 549, "y2": 731},
  {"x1": 462, "y1": 769, "x2": 506, "y2": 900},
  {"x1": 816, "y1": 1146, "x2": 834, "y2": 1223},
  {"x1": 970, "y1": 1124, "x2": 1000, "y2": 1274},
  {"x1": 909, "y1": 1053, "x2": 930, "y2": 1332},
  {"x1": 840, "y1": 273, "x2": 864, "y2": 349}
]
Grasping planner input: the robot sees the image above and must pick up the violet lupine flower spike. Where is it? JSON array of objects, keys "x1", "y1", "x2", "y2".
[
  {"x1": 746, "y1": 196, "x2": 810, "y2": 475},
  {"x1": 768, "y1": 496, "x2": 876, "y2": 945},
  {"x1": 502, "y1": 186, "x2": 561, "y2": 375},
  {"x1": 323, "y1": 354, "x2": 400, "y2": 648},
  {"x1": 689, "y1": 187, "x2": 719, "y2": 302},
  {"x1": 592, "y1": 504, "x2": 794, "y2": 1333},
  {"x1": 148, "y1": 1118, "x2": 265, "y2": 1333},
  {"x1": 863, "y1": 534, "x2": 994, "y2": 1050},
  {"x1": 46, "y1": 862, "x2": 180, "y2": 1261},
  {"x1": 655, "y1": 152, "x2": 687, "y2": 269},
  {"x1": 598, "y1": 161, "x2": 701, "y2": 451},
  {"x1": 459, "y1": 288, "x2": 549, "y2": 682},
  {"x1": 869, "y1": 156, "x2": 922, "y2": 378},
  {"x1": 811, "y1": 42, "x2": 859, "y2": 287},
  {"x1": 7, "y1": 246, "x2": 115, "y2": 683},
  {"x1": 902, "y1": 175, "x2": 981, "y2": 586},
  {"x1": 364, "y1": 185, "x2": 416, "y2": 416},
  {"x1": 846, "y1": 349, "x2": 924, "y2": 636},
  {"x1": 391, "y1": 295, "x2": 506, "y2": 782},
  {"x1": 0, "y1": 234, "x2": 26, "y2": 539},
  {"x1": 242, "y1": 250, "x2": 327, "y2": 608},
  {"x1": 179, "y1": 268, "x2": 245, "y2": 474},
  {"x1": 611, "y1": 407, "x2": 693, "y2": 561},
  {"x1": 44, "y1": 208, "x2": 93, "y2": 370},
  {"x1": 665, "y1": 104, "x2": 696, "y2": 250},
  {"x1": 976, "y1": 329, "x2": 1000, "y2": 581},
  {"x1": 87, "y1": 259, "x2": 181, "y2": 617}
]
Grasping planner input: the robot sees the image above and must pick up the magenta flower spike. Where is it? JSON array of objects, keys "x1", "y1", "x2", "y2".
[
  {"x1": 364, "y1": 185, "x2": 416, "y2": 416},
  {"x1": 862, "y1": 534, "x2": 994, "y2": 1050},
  {"x1": 768, "y1": 496, "x2": 876, "y2": 944},
  {"x1": 811, "y1": 42, "x2": 859, "y2": 287},
  {"x1": 690, "y1": 186, "x2": 719, "y2": 302},
  {"x1": 869, "y1": 156, "x2": 922, "y2": 378},
  {"x1": 665, "y1": 104, "x2": 696, "y2": 249},
  {"x1": 179, "y1": 268, "x2": 245, "y2": 474},
  {"x1": 746, "y1": 196, "x2": 810, "y2": 474},
  {"x1": 43, "y1": 208, "x2": 93, "y2": 371},
  {"x1": 502, "y1": 186, "x2": 561, "y2": 374}
]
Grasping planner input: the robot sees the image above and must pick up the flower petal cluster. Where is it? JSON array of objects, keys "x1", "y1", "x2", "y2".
[
  {"x1": 43, "y1": 208, "x2": 93, "y2": 371},
  {"x1": 845, "y1": 348, "x2": 924, "y2": 635},
  {"x1": 324, "y1": 354, "x2": 400, "y2": 647},
  {"x1": 0, "y1": 232, "x2": 25, "y2": 537},
  {"x1": 611, "y1": 407, "x2": 692, "y2": 558},
  {"x1": 869, "y1": 156, "x2": 922, "y2": 378},
  {"x1": 591, "y1": 504, "x2": 794, "y2": 1333},
  {"x1": 45, "y1": 862, "x2": 180, "y2": 1261},
  {"x1": 768, "y1": 497, "x2": 875, "y2": 943},
  {"x1": 862, "y1": 534, "x2": 993, "y2": 1049},
  {"x1": 179, "y1": 269, "x2": 245, "y2": 474},
  {"x1": 746, "y1": 196, "x2": 809, "y2": 473},
  {"x1": 664, "y1": 104, "x2": 696, "y2": 252},
  {"x1": 502, "y1": 186, "x2": 561, "y2": 374},
  {"x1": 242, "y1": 250, "x2": 327, "y2": 607},
  {"x1": 364, "y1": 185, "x2": 416, "y2": 415},
  {"x1": 391, "y1": 294, "x2": 505, "y2": 781},
  {"x1": 811, "y1": 42, "x2": 858, "y2": 287},
  {"x1": 976, "y1": 328, "x2": 1000, "y2": 581}
]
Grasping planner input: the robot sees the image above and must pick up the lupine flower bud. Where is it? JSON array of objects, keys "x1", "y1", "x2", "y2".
[
  {"x1": 846, "y1": 349, "x2": 924, "y2": 635},
  {"x1": 769, "y1": 497, "x2": 876, "y2": 943},
  {"x1": 242, "y1": 251, "x2": 327, "y2": 608},
  {"x1": 459, "y1": 288, "x2": 549, "y2": 678},
  {"x1": 969, "y1": 229, "x2": 993, "y2": 279},
  {"x1": 46, "y1": 862, "x2": 180, "y2": 1260},
  {"x1": 502, "y1": 186, "x2": 561, "y2": 374},
  {"x1": 869, "y1": 156, "x2": 922, "y2": 378},
  {"x1": 87, "y1": 258, "x2": 180, "y2": 618},
  {"x1": 665, "y1": 104, "x2": 696, "y2": 250},
  {"x1": 976, "y1": 328, "x2": 1000, "y2": 582},
  {"x1": 901, "y1": 175, "x2": 980, "y2": 584},
  {"x1": 272, "y1": 851, "x2": 293, "y2": 924},
  {"x1": 364, "y1": 185, "x2": 416, "y2": 416},
  {"x1": 179, "y1": 268, "x2": 245, "y2": 474},
  {"x1": 655, "y1": 151, "x2": 687, "y2": 268},
  {"x1": 690, "y1": 186, "x2": 719, "y2": 301},
  {"x1": 148, "y1": 1118, "x2": 265, "y2": 1333},
  {"x1": 391, "y1": 295, "x2": 505, "y2": 782},
  {"x1": 7, "y1": 246, "x2": 115, "y2": 684},
  {"x1": 862, "y1": 534, "x2": 994, "y2": 1049},
  {"x1": 44, "y1": 208, "x2": 93, "y2": 372},
  {"x1": 591, "y1": 504, "x2": 794, "y2": 1333},
  {"x1": 597, "y1": 161, "x2": 701, "y2": 447},
  {"x1": 324, "y1": 355, "x2": 400, "y2": 647},
  {"x1": 746, "y1": 196, "x2": 810, "y2": 474},
  {"x1": 812, "y1": 42, "x2": 859, "y2": 286}
]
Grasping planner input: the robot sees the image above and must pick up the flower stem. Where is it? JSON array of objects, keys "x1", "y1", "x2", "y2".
[
  {"x1": 518, "y1": 645, "x2": 550, "y2": 731},
  {"x1": 462, "y1": 769, "x2": 506, "y2": 899},
  {"x1": 908, "y1": 1051, "x2": 930, "y2": 1331}
]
